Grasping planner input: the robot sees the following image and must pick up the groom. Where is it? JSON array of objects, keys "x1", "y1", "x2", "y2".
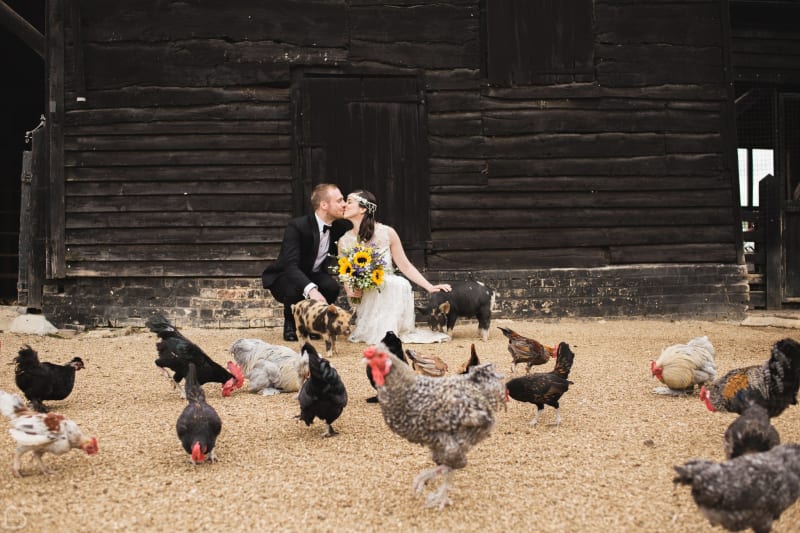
[{"x1": 262, "y1": 183, "x2": 351, "y2": 341}]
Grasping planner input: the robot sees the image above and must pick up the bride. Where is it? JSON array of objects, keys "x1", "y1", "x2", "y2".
[{"x1": 338, "y1": 189, "x2": 452, "y2": 344}]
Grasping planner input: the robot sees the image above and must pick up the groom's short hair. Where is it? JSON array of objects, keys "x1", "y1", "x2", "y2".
[{"x1": 311, "y1": 183, "x2": 337, "y2": 210}]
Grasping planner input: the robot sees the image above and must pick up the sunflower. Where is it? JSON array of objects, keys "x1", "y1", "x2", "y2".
[
  {"x1": 338, "y1": 256, "x2": 350, "y2": 267},
  {"x1": 370, "y1": 267, "x2": 384, "y2": 286},
  {"x1": 353, "y1": 250, "x2": 372, "y2": 267},
  {"x1": 338, "y1": 261, "x2": 353, "y2": 276}
]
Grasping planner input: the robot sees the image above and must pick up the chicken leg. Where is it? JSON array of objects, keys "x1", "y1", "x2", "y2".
[{"x1": 412, "y1": 465, "x2": 453, "y2": 510}]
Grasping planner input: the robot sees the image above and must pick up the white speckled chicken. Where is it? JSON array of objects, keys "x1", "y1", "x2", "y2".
[
  {"x1": 363, "y1": 342, "x2": 504, "y2": 510},
  {"x1": 0, "y1": 390, "x2": 98, "y2": 477},
  {"x1": 650, "y1": 336, "x2": 716, "y2": 395}
]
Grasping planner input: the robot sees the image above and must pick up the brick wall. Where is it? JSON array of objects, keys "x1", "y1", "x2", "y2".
[{"x1": 40, "y1": 264, "x2": 749, "y2": 329}]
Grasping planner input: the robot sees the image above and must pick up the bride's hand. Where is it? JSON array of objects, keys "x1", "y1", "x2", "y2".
[{"x1": 429, "y1": 283, "x2": 451, "y2": 293}]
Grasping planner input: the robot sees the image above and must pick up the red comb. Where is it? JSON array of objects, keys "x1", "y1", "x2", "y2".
[
  {"x1": 227, "y1": 361, "x2": 245, "y2": 388},
  {"x1": 363, "y1": 346, "x2": 377, "y2": 359}
]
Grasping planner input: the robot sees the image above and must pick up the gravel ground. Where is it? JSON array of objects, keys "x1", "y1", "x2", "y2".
[{"x1": 0, "y1": 317, "x2": 798, "y2": 532}]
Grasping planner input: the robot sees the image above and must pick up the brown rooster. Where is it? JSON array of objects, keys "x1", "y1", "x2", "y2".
[
  {"x1": 457, "y1": 344, "x2": 481, "y2": 375},
  {"x1": 505, "y1": 342, "x2": 575, "y2": 426},
  {"x1": 363, "y1": 343, "x2": 504, "y2": 510},
  {"x1": 405, "y1": 349, "x2": 448, "y2": 377},
  {"x1": 723, "y1": 401, "x2": 780, "y2": 460},
  {"x1": 497, "y1": 326, "x2": 556, "y2": 373},
  {"x1": 699, "y1": 338, "x2": 800, "y2": 417}
]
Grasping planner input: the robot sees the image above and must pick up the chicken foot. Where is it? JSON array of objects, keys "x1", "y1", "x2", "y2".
[
  {"x1": 322, "y1": 424, "x2": 338, "y2": 438},
  {"x1": 412, "y1": 465, "x2": 453, "y2": 510}
]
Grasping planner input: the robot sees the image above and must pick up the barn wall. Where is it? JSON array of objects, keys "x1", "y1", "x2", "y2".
[{"x1": 38, "y1": 0, "x2": 749, "y2": 327}]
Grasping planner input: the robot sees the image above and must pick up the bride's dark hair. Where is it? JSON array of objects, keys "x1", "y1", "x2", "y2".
[{"x1": 352, "y1": 189, "x2": 377, "y2": 242}]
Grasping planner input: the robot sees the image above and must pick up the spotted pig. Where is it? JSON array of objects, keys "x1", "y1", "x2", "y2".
[
  {"x1": 421, "y1": 280, "x2": 495, "y2": 341},
  {"x1": 291, "y1": 299, "x2": 353, "y2": 357}
]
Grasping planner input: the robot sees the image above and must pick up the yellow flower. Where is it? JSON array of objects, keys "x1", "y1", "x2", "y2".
[
  {"x1": 371, "y1": 268, "x2": 384, "y2": 286},
  {"x1": 338, "y1": 256, "x2": 349, "y2": 267},
  {"x1": 338, "y1": 261, "x2": 353, "y2": 276},
  {"x1": 353, "y1": 250, "x2": 371, "y2": 267}
]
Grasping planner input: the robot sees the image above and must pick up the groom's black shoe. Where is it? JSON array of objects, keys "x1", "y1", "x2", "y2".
[{"x1": 283, "y1": 307, "x2": 298, "y2": 342}]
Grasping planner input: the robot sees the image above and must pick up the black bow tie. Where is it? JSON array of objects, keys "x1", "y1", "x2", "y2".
[{"x1": 322, "y1": 224, "x2": 331, "y2": 234}]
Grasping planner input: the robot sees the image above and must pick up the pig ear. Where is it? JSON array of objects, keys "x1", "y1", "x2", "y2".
[{"x1": 439, "y1": 302, "x2": 451, "y2": 314}]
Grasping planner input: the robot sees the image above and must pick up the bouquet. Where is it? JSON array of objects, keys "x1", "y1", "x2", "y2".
[{"x1": 337, "y1": 242, "x2": 387, "y2": 303}]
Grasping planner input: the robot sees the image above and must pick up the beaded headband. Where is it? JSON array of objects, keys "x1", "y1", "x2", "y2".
[{"x1": 353, "y1": 194, "x2": 377, "y2": 215}]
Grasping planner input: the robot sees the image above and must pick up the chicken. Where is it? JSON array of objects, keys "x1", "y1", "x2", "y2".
[
  {"x1": 14, "y1": 345, "x2": 85, "y2": 413},
  {"x1": 699, "y1": 338, "x2": 800, "y2": 417},
  {"x1": 296, "y1": 343, "x2": 348, "y2": 437},
  {"x1": 457, "y1": 344, "x2": 481, "y2": 375},
  {"x1": 363, "y1": 342, "x2": 504, "y2": 510},
  {"x1": 405, "y1": 349, "x2": 448, "y2": 377},
  {"x1": 723, "y1": 400, "x2": 780, "y2": 460},
  {"x1": 365, "y1": 331, "x2": 408, "y2": 403},
  {"x1": 228, "y1": 338, "x2": 309, "y2": 396},
  {"x1": 650, "y1": 335, "x2": 716, "y2": 395},
  {"x1": 145, "y1": 313, "x2": 244, "y2": 397},
  {"x1": 497, "y1": 326, "x2": 556, "y2": 373},
  {"x1": 673, "y1": 444, "x2": 800, "y2": 533},
  {"x1": 0, "y1": 390, "x2": 98, "y2": 477},
  {"x1": 505, "y1": 342, "x2": 575, "y2": 426},
  {"x1": 176, "y1": 362, "x2": 222, "y2": 464}
]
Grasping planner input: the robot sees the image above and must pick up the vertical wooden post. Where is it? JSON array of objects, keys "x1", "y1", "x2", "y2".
[
  {"x1": 46, "y1": 0, "x2": 65, "y2": 278},
  {"x1": 761, "y1": 174, "x2": 781, "y2": 309}
]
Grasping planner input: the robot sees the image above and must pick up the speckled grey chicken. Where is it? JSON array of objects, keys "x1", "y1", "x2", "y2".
[
  {"x1": 363, "y1": 342, "x2": 504, "y2": 510},
  {"x1": 723, "y1": 400, "x2": 780, "y2": 460},
  {"x1": 674, "y1": 444, "x2": 800, "y2": 533}
]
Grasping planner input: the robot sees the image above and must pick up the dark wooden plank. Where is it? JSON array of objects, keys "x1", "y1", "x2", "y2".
[
  {"x1": 427, "y1": 113, "x2": 482, "y2": 136},
  {"x1": 65, "y1": 104, "x2": 289, "y2": 125},
  {"x1": 66, "y1": 244, "x2": 276, "y2": 261},
  {"x1": 80, "y1": 0, "x2": 348, "y2": 46},
  {"x1": 65, "y1": 120, "x2": 290, "y2": 136},
  {"x1": 596, "y1": 2, "x2": 722, "y2": 46},
  {"x1": 482, "y1": 83, "x2": 727, "y2": 101},
  {"x1": 610, "y1": 243, "x2": 737, "y2": 263},
  {"x1": 67, "y1": 86, "x2": 290, "y2": 108},
  {"x1": 349, "y1": 39, "x2": 480, "y2": 70},
  {"x1": 482, "y1": 110, "x2": 722, "y2": 135},
  {"x1": 66, "y1": 180, "x2": 292, "y2": 196},
  {"x1": 427, "y1": 248, "x2": 610, "y2": 270},
  {"x1": 431, "y1": 225, "x2": 736, "y2": 251},
  {"x1": 488, "y1": 155, "x2": 725, "y2": 177},
  {"x1": 65, "y1": 194, "x2": 289, "y2": 213},
  {"x1": 66, "y1": 211, "x2": 288, "y2": 229},
  {"x1": 83, "y1": 41, "x2": 347, "y2": 89},
  {"x1": 65, "y1": 150, "x2": 290, "y2": 167},
  {"x1": 64, "y1": 260, "x2": 269, "y2": 278},
  {"x1": 431, "y1": 207, "x2": 734, "y2": 229},
  {"x1": 65, "y1": 165, "x2": 291, "y2": 182},
  {"x1": 430, "y1": 189, "x2": 732, "y2": 209},
  {"x1": 65, "y1": 134, "x2": 290, "y2": 151},
  {"x1": 65, "y1": 227, "x2": 283, "y2": 245},
  {"x1": 350, "y1": 3, "x2": 478, "y2": 43},
  {"x1": 482, "y1": 176, "x2": 731, "y2": 192}
]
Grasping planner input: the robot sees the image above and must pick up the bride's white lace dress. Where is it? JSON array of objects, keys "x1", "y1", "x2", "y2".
[{"x1": 338, "y1": 224, "x2": 450, "y2": 345}]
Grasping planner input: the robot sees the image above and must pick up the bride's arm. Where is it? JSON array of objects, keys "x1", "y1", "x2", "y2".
[{"x1": 387, "y1": 226, "x2": 451, "y2": 293}]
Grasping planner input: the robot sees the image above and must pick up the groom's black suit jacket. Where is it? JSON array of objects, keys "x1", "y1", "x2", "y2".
[{"x1": 262, "y1": 215, "x2": 351, "y2": 303}]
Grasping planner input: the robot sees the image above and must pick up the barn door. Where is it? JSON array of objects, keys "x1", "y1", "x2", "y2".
[
  {"x1": 295, "y1": 75, "x2": 430, "y2": 263},
  {"x1": 780, "y1": 93, "x2": 800, "y2": 303}
]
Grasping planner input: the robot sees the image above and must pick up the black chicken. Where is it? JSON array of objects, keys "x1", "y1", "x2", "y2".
[
  {"x1": 14, "y1": 345, "x2": 85, "y2": 412},
  {"x1": 297, "y1": 343, "x2": 348, "y2": 437},
  {"x1": 145, "y1": 313, "x2": 243, "y2": 397},
  {"x1": 365, "y1": 331, "x2": 408, "y2": 403},
  {"x1": 176, "y1": 362, "x2": 222, "y2": 464},
  {"x1": 723, "y1": 398, "x2": 780, "y2": 460},
  {"x1": 505, "y1": 342, "x2": 575, "y2": 426}
]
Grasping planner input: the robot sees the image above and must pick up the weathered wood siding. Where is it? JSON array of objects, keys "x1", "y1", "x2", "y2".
[
  {"x1": 730, "y1": 0, "x2": 800, "y2": 84},
  {"x1": 57, "y1": 0, "x2": 739, "y2": 277},
  {"x1": 39, "y1": 0, "x2": 750, "y2": 326}
]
